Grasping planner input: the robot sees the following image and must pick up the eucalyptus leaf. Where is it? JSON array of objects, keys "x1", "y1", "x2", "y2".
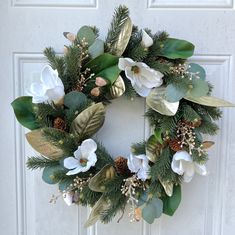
[
  {"x1": 25, "y1": 129, "x2": 64, "y2": 160},
  {"x1": 146, "y1": 87, "x2": 179, "y2": 116},
  {"x1": 142, "y1": 197, "x2": 163, "y2": 224},
  {"x1": 77, "y1": 26, "x2": 95, "y2": 46},
  {"x1": 88, "y1": 39, "x2": 104, "y2": 59},
  {"x1": 188, "y1": 79, "x2": 209, "y2": 97},
  {"x1": 85, "y1": 53, "x2": 119, "y2": 74},
  {"x1": 88, "y1": 164, "x2": 116, "y2": 192},
  {"x1": 166, "y1": 84, "x2": 188, "y2": 102},
  {"x1": 42, "y1": 165, "x2": 65, "y2": 184},
  {"x1": 11, "y1": 96, "x2": 40, "y2": 130},
  {"x1": 184, "y1": 96, "x2": 235, "y2": 107},
  {"x1": 160, "y1": 38, "x2": 195, "y2": 59},
  {"x1": 70, "y1": 103, "x2": 105, "y2": 139},
  {"x1": 85, "y1": 195, "x2": 110, "y2": 227},
  {"x1": 188, "y1": 63, "x2": 206, "y2": 80},
  {"x1": 163, "y1": 185, "x2": 181, "y2": 216},
  {"x1": 110, "y1": 17, "x2": 133, "y2": 56},
  {"x1": 64, "y1": 91, "x2": 88, "y2": 110}
]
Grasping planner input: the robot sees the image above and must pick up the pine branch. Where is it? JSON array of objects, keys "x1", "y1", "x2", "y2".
[
  {"x1": 27, "y1": 156, "x2": 59, "y2": 170},
  {"x1": 105, "y1": 5, "x2": 129, "y2": 52},
  {"x1": 131, "y1": 141, "x2": 146, "y2": 155}
]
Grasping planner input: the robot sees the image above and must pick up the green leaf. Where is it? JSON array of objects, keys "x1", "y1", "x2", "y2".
[
  {"x1": 11, "y1": 96, "x2": 40, "y2": 130},
  {"x1": 85, "y1": 53, "x2": 119, "y2": 74},
  {"x1": 137, "y1": 191, "x2": 148, "y2": 207},
  {"x1": 163, "y1": 185, "x2": 181, "y2": 216},
  {"x1": 188, "y1": 63, "x2": 206, "y2": 80},
  {"x1": 88, "y1": 39, "x2": 104, "y2": 59},
  {"x1": 146, "y1": 87, "x2": 179, "y2": 116},
  {"x1": 42, "y1": 165, "x2": 65, "y2": 184},
  {"x1": 188, "y1": 79, "x2": 209, "y2": 97},
  {"x1": 77, "y1": 26, "x2": 96, "y2": 46},
  {"x1": 166, "y1": 84, "x2": 188, "y2": 102},
  {"x1": 64, "y1": 91, "x2": 88, "y2": 110},
  {"x1": 142, "y1": 197, "x2": 163, "y2": 224},
  {"x1": 160, "y1": 38, "x2": 195, "y2": 59},
  {"x1": 70, "y1": 103, "x2": 105, "y2": 140},
  {"x1": 95, "y1": 65, "x2": 121, "y2": 85},
  {"x1": 184, "y1": 96, "x2": 235, "y2": 107}
]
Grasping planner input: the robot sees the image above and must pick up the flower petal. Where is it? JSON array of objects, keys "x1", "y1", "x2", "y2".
[
  {"x1": 45, "y1": 86, "x2": 65, "y2": 103},
  {"x1": 64, "y1": 157, "x2": 79, "y2": 170},
  {"x1": 118, "y1": 58, "x2": 134, "y2": 70},
  {"x1": 87, "y1": 152, "x2": 97, "y2": 166},
  {"x1": 132, "y1": 83, "x2": 151, "y2": 97},
  {"x1": 173, "y1": 151, "x2": 192, "y2": 162},
  {"x1": 73, "y1": 147, "x2": 82, "y2": 160},
  {"x1": 141, "y1": 29, "x2": 153, "y2": 48},
  {"x1": 66, "y1": 165, "x2": 84, "y2": 175},
  {"x1": 81, "y1": 139, "x2": 97, "y2": 158},
  {"x1": 139, "y1": 67, "x2": 163, "y2": 88},
  {"x1": 63, "y1": 192, "x2": 73, "y2": 206},
  {"x1": 41, "y1": 65, "x2": 60, "y2": 89},
  {"x1": 194, "y1": 163, "x2": 207, "y2": 176}
]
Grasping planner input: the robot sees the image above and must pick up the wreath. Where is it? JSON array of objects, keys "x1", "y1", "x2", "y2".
[{"x1": 11, "y1": 5, "x2": 234, "y2": 226}]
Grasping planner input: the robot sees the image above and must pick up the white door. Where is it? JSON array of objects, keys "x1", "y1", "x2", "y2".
[{"x1": 1, "y1": 0, "x2": 235, "y2": 234}]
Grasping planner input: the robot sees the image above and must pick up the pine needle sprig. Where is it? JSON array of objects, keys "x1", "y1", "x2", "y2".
[
  {"x1": 105, "y1": 5, "x2": 129, "y2": 52},
  {"x1": 27, "y1": 156, "x2": 59, "y2": 170}
]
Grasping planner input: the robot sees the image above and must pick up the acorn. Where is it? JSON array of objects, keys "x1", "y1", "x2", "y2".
[
  {"x1": 95, "y1": 77, "x2": 107, "y2": 87},
  {"x1": 90, "y1": 87, "x2": 101, "y2": 97},
  {"x1": 63, "y1": 32, "x2": 76, "y2": 42}
]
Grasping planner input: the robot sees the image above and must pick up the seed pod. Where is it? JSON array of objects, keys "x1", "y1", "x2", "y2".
[
  {"x1": 90, "y1": 87, "x2": 100, "y2": 97},
  {"x1": 95, "y1": 77, "x2": 107, "y2": 87}
]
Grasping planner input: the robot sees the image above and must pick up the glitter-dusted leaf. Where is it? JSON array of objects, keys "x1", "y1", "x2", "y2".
[
  {"x1": 146, "y1": 87, "x2": 179, "y2": 116},
  {"x1": 202, "y1": 141, "x2": 215, "y2": 149},
  {"x1": 110, "y1": 17, "x2": 133, "y2": 56},
  {"x1": 159, "y1": 179, "x2": 173, "y2": 197},
  {"x1": 107, "y1": 75, "x2": 126, "y2": 99},
  {"x1": 25, "y1": 129, "x2": 64, "y2": 160},
  {"x1": 70, "y1": 103, "x2": 105, "y2": 140},
  {"x1": 185, "y1": 96, "x2": 235, "y2": 107},
  {"x1": 89, "y1": 164, "x2": 116, "y2": 192},
  {"x1": 85, "y1": 195, "x2": 110, "y2": 227}
]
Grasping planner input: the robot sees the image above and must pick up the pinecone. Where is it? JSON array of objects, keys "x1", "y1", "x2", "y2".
[
  {"x1": 114, "y1": 156, "x2": 131, "y2": 176},
  {"x1": 169, "y1": 139, "x2": 182, "y2": 152},
  {"x1": 53, "y1": 117, "x2": 66, "y2": 131}
]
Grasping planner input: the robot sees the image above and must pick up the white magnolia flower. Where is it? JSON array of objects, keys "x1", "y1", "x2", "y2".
[
  {"x1": 27, "y1": 65, "x2": 65, "y2": 104},
  {"x1": 64, "y1": 139, "x2": 97, "y2": 175},
  {"x1": 127, "y1": 153, "x2": 150, "y2": 181},
  {"x1": 171, "y1": 150, "x2": 207, "y2": 183},
  {"x1": 141, "y1": 29, "x2": 153, "y2": 48},
  {"x1": 118, "y1": 58, "x2": 163, "y2": 97}
]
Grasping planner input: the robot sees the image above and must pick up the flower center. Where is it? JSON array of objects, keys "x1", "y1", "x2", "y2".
[
  {"x1": 131, "y1": 66, "x2": 140, "y2": 74},
  {"x1": 79, "y1": 158, "x2": 88, "y2": 167}
]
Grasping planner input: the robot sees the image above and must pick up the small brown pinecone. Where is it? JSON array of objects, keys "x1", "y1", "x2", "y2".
[
  {"x1": 114, "y1": 156, "x2": 130, "y2": 176},
  {"x1": 53, "y1": 117, "x2": 66, "y2": 131},
  {"x1": 169, "y1": 139, "x2": 182, "y2": 152}
]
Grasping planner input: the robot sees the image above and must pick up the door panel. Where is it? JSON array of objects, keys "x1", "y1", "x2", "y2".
[{"x1": 1, "y1": 0, "x2": 235, "y2": 234}]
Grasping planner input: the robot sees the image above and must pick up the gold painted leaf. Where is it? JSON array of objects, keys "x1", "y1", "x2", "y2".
[
  {"x1": 202, "y1": 141, "x2": 215, "y2": 149},
  {"x1": 159, "y1": 178, "x2": 173, "y2": 197},
  {"x1": 85, "y1": 195, "x2": 110, "y2": 227},
  {"x1": 70, "y1": 103, "x2": 105, "y2": 139},
  {"x1": 25, "y1": 129, "x2": 64, "y2": 160},
  {"x1": 185, "y1": 96, "x2": 235, "y2": 107},
  {"x1": 146, "y1": 87, "x2": 179, "y2": 116},
  {"x1": 111, "y1": 17, "x2": 133, "y2": 56},
  {"x1": 108, "y1": 75, "x2": 126, "y2": 99},
  {"x1": 88, "y1": 164, "x2": 116, "y2": 193}
]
